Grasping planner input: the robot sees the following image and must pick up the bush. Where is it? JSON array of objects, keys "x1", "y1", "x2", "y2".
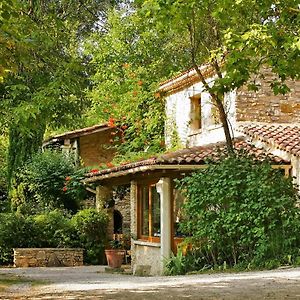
[
  {"x1": 0, "y1": 209, "x2": 108, "y2": 265},
  {"x1": 172, "y1": 154, "x2": 300, "y2": 273},
  {"x1": 71, "y1": 209, "x2": 109, "y2": 264},
  {"x1": 32, "y1": 210, "x2": 75, "y2": 248},
  {"x1": 0, "y1": 213, "x2": 36, "y2": 264},
  {"x1": 11, "y1": 150, "x2": 87, "y2": 214}
]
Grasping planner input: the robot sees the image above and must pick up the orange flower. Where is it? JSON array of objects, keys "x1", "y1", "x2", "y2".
[
  {"x1": 65, "y1": 176, "x2": 71, "y2": 181},
  {"x1": 155, "y1": 92, "x2": 161, "y2": 99},
  {"x1": 106, "y1": 162, "x2": 114, "y2": 168},
  {"x1": 63, "y1": 186, "x2": 67, "y2": 192},
  {"x1": 133, "y1": 91, "x2": 138, "y2": 96},
  {"x1": 123, "y1": 63, "x2": 130, "y2": 68},
  {"x1": 121, "y1": 125, "x2": 128, "y2": 130},
  {"x1": 108, "y1": 117, "x2": 116, "y2": 128},
  {"x1": 137, "y1": 80, "x2": 143, "y2": 86},
  {"x1": 90, "y1": 169, "x2": 99, "y2": 173}
]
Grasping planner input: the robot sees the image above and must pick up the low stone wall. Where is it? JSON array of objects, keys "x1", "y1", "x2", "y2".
[{"x1": 13, "y1": 248, "x2": 84, "y2": 267}]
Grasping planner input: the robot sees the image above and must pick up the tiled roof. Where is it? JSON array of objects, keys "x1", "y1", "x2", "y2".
[
  {"x1": 44, "y1": 124, "x2": 110, "y2": 143},
  {"x1": 238, "y1": 123, "x2": 300, "y2": 156},
  {"x1": 85, "y1": 138, "x2": 288, "y2": 179}
]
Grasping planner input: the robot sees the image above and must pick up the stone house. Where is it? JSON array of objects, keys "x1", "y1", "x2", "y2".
[
  {"x1": 84, "y1": 66, "x2": 300, "y2": 275},
  {"x1": 43, "y1": 124, "x2": 131, "y2": 238}
]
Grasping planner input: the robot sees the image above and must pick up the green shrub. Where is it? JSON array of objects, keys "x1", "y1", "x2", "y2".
[
  {"x1": 11, "y1": 150, "x2": 87, "y2": 214},
  {"x1": 0, "y1": 209, "x2": 108, "y2": 265},
  {"x1": 172, "y1": 154, "x2": 300, "y2": 274},
  {"x1": 32, "y1": 210, "x2": 75, "y2": 248},
  {"x1": 71, "y1": 209, "x2": 109, "y2": 264},
  {"x1": 0, "y1": 213, "x2": 36, "y2": 264}
]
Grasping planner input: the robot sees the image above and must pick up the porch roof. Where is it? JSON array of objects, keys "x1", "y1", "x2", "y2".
[
  {"x1": 84, "y1": 138, "x2": 289, "y2": 184},
  {"x1": 237, "y1": 123, "x2": 300, "y2": 156}
]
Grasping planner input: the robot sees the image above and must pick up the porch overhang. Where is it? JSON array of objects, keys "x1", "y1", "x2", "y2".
[{"x1": 83, "y1": 164, "x2": 207, "y2": 184}]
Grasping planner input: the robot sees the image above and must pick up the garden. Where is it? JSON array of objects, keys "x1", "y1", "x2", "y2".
[{"x1": 0, "y1": 150, "x2": 108, "y2": 266}]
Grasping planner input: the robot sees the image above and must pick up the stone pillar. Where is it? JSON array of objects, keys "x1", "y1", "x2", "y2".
[
  {"x1": 61, "y1": 139, "x2": 72, "y2": 153},
  {"x1": 130, "y1": 180, "x2": 138, "y2": 273},
  {"x1": 156, "y1": 177, "x2": 172, "y2": 271},
  {"x1": 96, "y1": 185, "x2": 113, "y2": 239},
  {"x1": 95, "y1": 185, "x2": 111, "y2": 211},
  {"x1": 291, "y1": 156, "x2": 300, "y2": 193}
]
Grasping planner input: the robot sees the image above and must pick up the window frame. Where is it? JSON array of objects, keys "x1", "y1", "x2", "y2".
[
  {"x1": 190, "y1": 95, "x2": 202, "y2": 132},
  {"x1": 137, "y1": 181, "x2": 161, "y2": 243}
]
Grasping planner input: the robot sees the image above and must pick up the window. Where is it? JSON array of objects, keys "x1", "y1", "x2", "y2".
[
  {"x1": 190, "y1": 95, "x2": 201, "y2": 131},
  {"x1": 211, "y1": 104, "x2": 221, "y2": 125},
  {"x1": 138, "y1": 184, "x2": 161, "y2": 241}
]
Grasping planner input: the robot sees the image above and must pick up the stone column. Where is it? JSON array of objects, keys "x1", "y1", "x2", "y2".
[
  {"x1": 61, "y1": 139, "x2": 72, "y2": 154},
  {"x1": 130, "y1": 180, "x2": 138, "y2": 273},
  {"x1": 156, "y1": 177, "x2": 172, "y2": 271},
  {"x1": 96, "y1": 185, "x2": 113, "y2": 239},
  {"x1": 291, "y1": 156, "x2": 300, "y2": 193},
  {"x1": 95, "y1": 185, "x2": 111, "y2": 211}
]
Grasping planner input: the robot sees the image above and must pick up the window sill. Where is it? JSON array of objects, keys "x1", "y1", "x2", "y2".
[{"x1": 133, "y1": 240, "x2": 161, "y2": 248}]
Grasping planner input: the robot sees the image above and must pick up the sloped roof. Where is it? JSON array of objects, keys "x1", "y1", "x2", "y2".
[
  {"x1": 85, "y1": 138, "x2": 288, "y2": 182},
  {"x1": 44, "y1": 124, "x2": 110, "y2": 144},
  {"x1": 238, "y1": 123, "x2": 300, "y2": 156},
  {"x1": 159, "y1": 64, "x2": 215, "y2": 95}
]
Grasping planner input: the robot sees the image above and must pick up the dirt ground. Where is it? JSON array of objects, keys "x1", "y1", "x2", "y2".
[{"x1": 1, "y1": 266, "x2": 300, "y2": 299}]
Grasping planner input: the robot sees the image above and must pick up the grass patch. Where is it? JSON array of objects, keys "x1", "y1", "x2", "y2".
[{"x1": 0, "y1": 274, "x2": 47, "y2": 292}]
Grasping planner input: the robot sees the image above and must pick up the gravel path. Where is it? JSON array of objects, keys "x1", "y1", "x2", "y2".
[{"x1": 1, "y1": 266, "x2": 300, "y2": 299}]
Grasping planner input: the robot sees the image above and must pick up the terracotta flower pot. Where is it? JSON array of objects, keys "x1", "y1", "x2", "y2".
[{"x1": 105, "y1": 249, "x2": 125, "y2": 268}]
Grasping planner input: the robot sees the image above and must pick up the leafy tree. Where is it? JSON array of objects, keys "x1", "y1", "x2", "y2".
[
  {"x1": 85, "y1": 8, "x2": 190, "y2": 157},
  {"x1": 176, "y1": 154, "x2": 300, "y2": 269},
  {"x1": 0, "y1": 0, "x2": 121, "y2": 187},
  {"x1": 140, "y1": 0, "x2": 300, "y2": 151},
  {"x1": 11, "y1": 151, "x2": 86, "y2": 214}
]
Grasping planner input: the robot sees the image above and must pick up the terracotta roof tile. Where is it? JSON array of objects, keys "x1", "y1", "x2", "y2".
[
  {"x1": 238, "y1": 123, "x2": 300, "y2": 156},
  {"x1": 86, "y1": 138, "x2": 288, "y2": 179}
]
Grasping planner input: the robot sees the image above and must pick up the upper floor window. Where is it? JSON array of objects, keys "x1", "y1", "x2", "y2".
[
  {"x1": 211, "y1": 103, "x2": 221, "y2": 125},
  {"x1": 190, "y1": 95, "x2": 201, "y2": 131}
]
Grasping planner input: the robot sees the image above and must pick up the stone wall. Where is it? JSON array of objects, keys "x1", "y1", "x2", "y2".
[
  {"x1": 114, "y1": 191, "x2": 131, "y2": 234},
  {"x1": 79, "y1": 129, "x2": 116, "y2": 167},
  {"x1": 236, "y1": 70, "x2": 300, "y2": 123},
  {"x1": 133, "y1": 242, "x2": 162, "y2": 276},
  {"x1": 13, "y1": 248, "x2": 83, "y2": 268}
]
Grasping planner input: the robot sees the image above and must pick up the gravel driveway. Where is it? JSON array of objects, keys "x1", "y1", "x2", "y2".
[{"x1": 1, "y1": 266, "x2": 300, "y2": 299}]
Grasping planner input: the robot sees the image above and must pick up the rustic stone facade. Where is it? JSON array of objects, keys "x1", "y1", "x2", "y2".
[
  {"x1": 79, "y1": 130, "x2": 116, "y2": 167},
  {"x1": 13, "y1": 248, "x2": 83, "y2": 268},
  {"x1": 236, "y1": 70, "x2": 300, "y2": 123},
  {"x1": 114, "y1": 191, "x2": 131, "y2": 235}
]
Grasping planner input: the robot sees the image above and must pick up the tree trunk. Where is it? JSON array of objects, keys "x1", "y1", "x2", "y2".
[{"x1": 193, "y1": 64, "x2": 234, "y2": 152}]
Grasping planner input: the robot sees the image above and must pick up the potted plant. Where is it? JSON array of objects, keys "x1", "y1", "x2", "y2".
[{"x1": 105, "y1": 240, "x2": 126, "y2": 268}]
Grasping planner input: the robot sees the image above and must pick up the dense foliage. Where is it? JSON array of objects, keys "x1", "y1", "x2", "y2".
[
  {"x1": 10, "y1": 151, "x2": 87, "y2": 214},
  {"x1": 85, "y1": 8, "x2": 190, "y2": 157},
  {"x1": 0, "y1": 209, "x2": 108, "y2": 265},
  {"x1": 139, "y1": 0, "x2": 300, "y2": 150},
  {"x1": 0, "y1": 0, "x2": 121, "y2": 186},
  {"x1": 168, "y1": 155, "x2": 300, "y2": 274}
]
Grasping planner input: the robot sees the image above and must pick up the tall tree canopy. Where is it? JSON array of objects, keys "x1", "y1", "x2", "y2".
[
  {"x1": 85, "y1": 8, "x2": 190, "y2": 157},
  {"x1": 139, "y1": 0, "x2": 300, "y2": 151},
  {"x1": 0, "y1": 0, "x2": 118, "y2": 186}
]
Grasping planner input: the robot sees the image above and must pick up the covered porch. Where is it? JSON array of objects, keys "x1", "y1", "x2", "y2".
[{"x1": 83, "y1": 139, "x2": 291, "y2": 275}]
